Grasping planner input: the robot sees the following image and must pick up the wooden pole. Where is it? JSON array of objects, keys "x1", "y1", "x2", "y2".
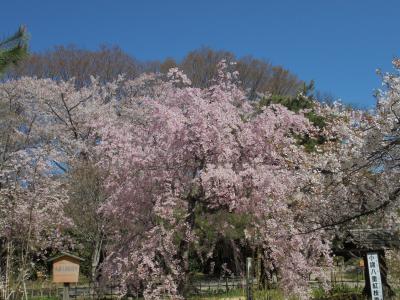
[{"x1": 63, "y1": 283, "x2": 70, "y2": 300}]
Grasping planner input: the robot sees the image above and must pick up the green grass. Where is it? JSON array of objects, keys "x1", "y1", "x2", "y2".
[
  {"x1": 188, "y1": 288, "x2": 244, "y2": 299},
  {"x1": 312, "y1": 285, "x2": 364, "y2": 300},
  {"x1": 253, "y1": 289, "x2": 299, "y2": 300},
  {"x1": 188, "y1": 286, "x2": 368, "y2": 300},
  {"x1": 188, "y1": 288, "x2": 298, "y2": 300}
]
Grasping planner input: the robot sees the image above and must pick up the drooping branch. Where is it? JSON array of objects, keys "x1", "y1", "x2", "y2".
[{"x1": 298, "y1": 186, "x2": 400, "y2": 235}]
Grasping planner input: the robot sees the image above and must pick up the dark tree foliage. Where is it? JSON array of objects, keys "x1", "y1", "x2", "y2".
[
  {"x1": 0, "y1": 26, "x2": 28, "y2": 75},
  {"x1": 257, "y1": 80, "x2": 327, "y2": 152}
]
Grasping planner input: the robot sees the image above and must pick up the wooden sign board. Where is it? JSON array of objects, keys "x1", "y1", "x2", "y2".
[{"x1": 49, "y1": 253, "x2": 83, "y2": 283}]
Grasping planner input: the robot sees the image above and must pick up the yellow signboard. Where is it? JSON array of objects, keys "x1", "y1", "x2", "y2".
[
  {"x1": 53, "y1": 258, "x2": 79, "y2": 283},
  {"x1": 49, "y1": 253, "x2": 83, "y2": 283},
  {"x1": 359, "y1": 259, "x2": 364, "y2": 268}
]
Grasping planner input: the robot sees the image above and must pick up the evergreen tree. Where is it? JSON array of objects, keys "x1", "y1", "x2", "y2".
[{"x1": 0, "y1": 26, "x2": 28, "y2": 75}]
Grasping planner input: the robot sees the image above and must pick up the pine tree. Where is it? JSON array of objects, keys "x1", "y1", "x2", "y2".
[{"x1": 0, "y1": 26, "x2": 28, "y2": 74}]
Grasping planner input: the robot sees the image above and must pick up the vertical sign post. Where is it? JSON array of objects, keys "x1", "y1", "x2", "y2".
[
  {"x1": 246, "y1": 257, "x2": 253, "y2": 300},
  {"x1": 367, "y1": 252, "x2": 383, "y2": 300},
  {"x1": 63, "y1": 283, "x2": 70, "y2": 300}
]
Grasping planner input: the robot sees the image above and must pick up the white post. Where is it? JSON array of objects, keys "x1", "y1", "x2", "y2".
[
  {"x1": 246, "y1": 257, "x2": 253, "y2": 300},
  {"x1": 367, "y1": 252, "x2": 383, "y2": 300}
]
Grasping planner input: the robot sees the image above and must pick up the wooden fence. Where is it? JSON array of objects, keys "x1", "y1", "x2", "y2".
[{"x1": 0, "y1": 267, "x2": 370, "y2": 300}]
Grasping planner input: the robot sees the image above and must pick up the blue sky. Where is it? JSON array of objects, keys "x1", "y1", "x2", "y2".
[{"x1": 2, "y1": 0, "x2": 399, "y2": 107}]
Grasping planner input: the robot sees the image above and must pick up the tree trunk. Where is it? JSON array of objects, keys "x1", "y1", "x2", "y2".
[
  {"x1": 177, "y1": 195, "x2": 197, "y2": 296},
  {"x1": 91, "y1": 233, "x2": 103, "y2": 283},
  {"x1": 4, "y1": 240, "x2": 11, "y2": 300},
  {"x1": 229, "y1": 239, "x2": 242, "y2": 276}
]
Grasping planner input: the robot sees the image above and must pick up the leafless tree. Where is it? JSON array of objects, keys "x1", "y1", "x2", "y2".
[
  {"x1": 6, "y1": 45, "x2": 304, "y2": 99},
  {"x1": 180, "y1": 47, "x2": 303, "y2": 98},
  {"x1": 6, "y1": 45, "x2": 141, "y2": 86}
]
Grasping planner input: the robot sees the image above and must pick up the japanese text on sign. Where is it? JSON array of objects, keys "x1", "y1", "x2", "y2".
[{"x1": 367, "y1": 252, "x2": 383, "y2": 300}]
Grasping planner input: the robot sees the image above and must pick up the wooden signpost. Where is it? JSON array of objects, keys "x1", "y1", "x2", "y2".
[{"x1": 48, "y1": 253, "x2": 84, "y2": 300}]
